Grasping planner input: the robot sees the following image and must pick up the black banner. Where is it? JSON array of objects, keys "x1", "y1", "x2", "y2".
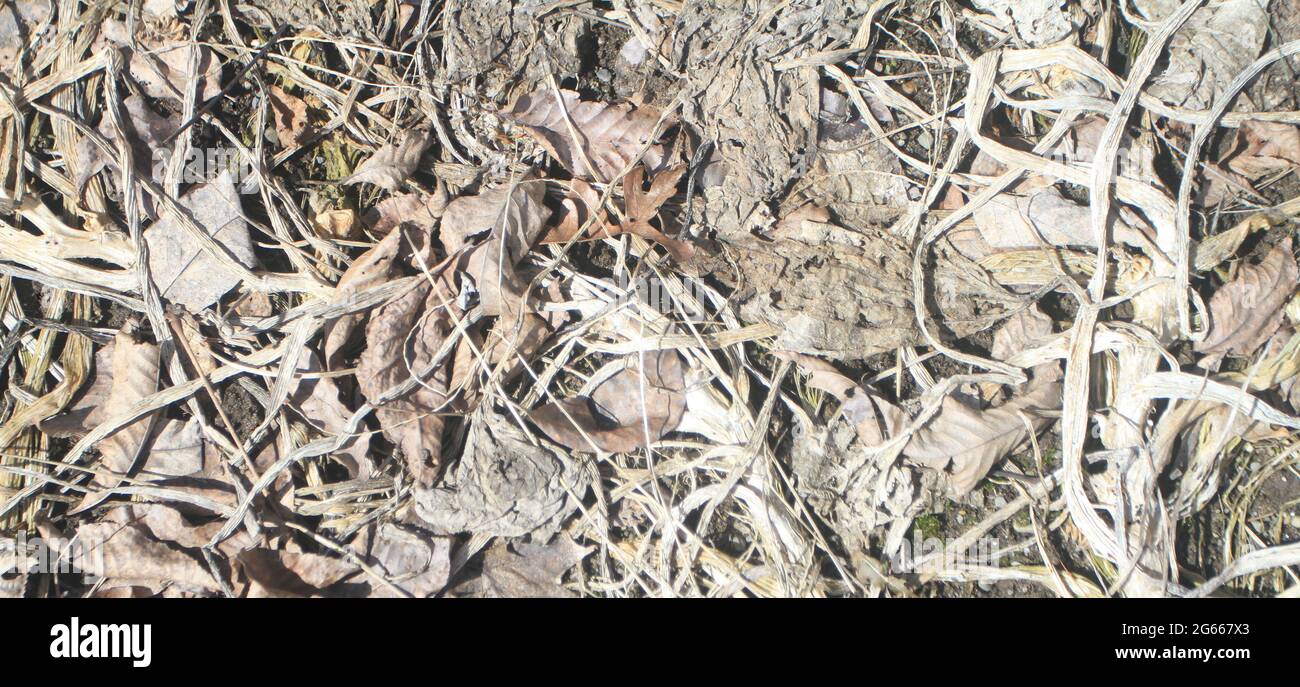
[{"x1": 0, "y1": 600, "x2": 1283, "y2": 675}]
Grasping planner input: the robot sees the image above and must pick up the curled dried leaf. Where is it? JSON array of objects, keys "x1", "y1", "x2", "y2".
[
  {"x1": 903, "y1": 377, "x2": 1061, "y2": 496},
  {"x1": 355, "y1": 277, "x2": 458, "y2": 485},
  {"x1": 775, "y1": 351, "x2": 904, "y2": 445},
  {"x1": 504, "y1": 89, "x2": 671, "y2": 181},
  {"x1": 342, "y1": 129, "x2": 432, "y2": 191},
  {"x1": 1196, "y1": 238, "x2": 1298, "y2": 363},
  {"x1": 462, "y1": 533, "x2": 592, "y2": 598},
  {"x1": 529, "y1": 350, "x2": 687, "y2": 453}
]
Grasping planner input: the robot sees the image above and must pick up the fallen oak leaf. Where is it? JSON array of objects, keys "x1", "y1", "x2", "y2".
[
  {"x1": 529, "y1": 350, "x2": 687, "y2": 453},
  {"x1": 539, "y1": 165, "x2": 694, "y2": 261},
  {"x1": 1195, "y1": 237, "x2": 1298, "y2": 364}
]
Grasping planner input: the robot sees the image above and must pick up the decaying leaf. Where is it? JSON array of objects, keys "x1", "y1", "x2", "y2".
[
  {"x1": 355, "y1": 276, "x2": 458, "y2": 486},
  {"x1": 776, "y1": 351, "x2": 904, "y2": 445},
  {"x1": 439, "y1": 180, "x2": 549, "y2": 261},
  {"x1": 363, "y1": 185, "x2": 449, "y2": 237},
  {"x1": 101, "y1": 20, "x2": 223, "y2": 103},
  {"x1": 991, "y1": 304, "x2": 1061, "y2": 382},
  {"x1": 74, "y1": 95, "x2": 177, "y2": 193},
  {"x1": 361, "y1": 522, "x2": 452, "y2": 598},
  {"x1": 70, "y1": 325, "x2": 161, "y2": 511},
  {"x1": 269, "y1": 84, "x2": 311, "y2": 147},
  {"x1": 0, "y1": 1, "x2": 50, "y2": 75},
  {"x1": 540, "y1": 178, "x2": 607, "y2": 243},
  {"x1": 504, "y1": 89, "x2": 671, "y2": 181},
  {"x1": 145, "y1": 170, "x2": 258, "y2": 311},
  {"x1": 969, "y1": 0, "x2": 1080, "y2": 47},
  {"x1": 291, "y1": 353, "x2": 373, "y2": 480},
  {"x1": 235, "y1": 548, "x2": 359, "y2": 598},
  {"x1": 1196, "y1": 238, "x2": 1298, "y2": 363},
  {"x1": 415, "y1": 408, "x2": 588, "y2": 538},
  {"x1": 541, "y1": 164, "x2": 692, "y2": 260},
  {"x1": 74, "y1": 521, "x2": 220, "y2": 595},
  {"x1": 323, "y1": 229, "x2": 404, "y2": 366},
  {"x1": 464, "y1": 533, "x2": 592, "y2": 598},
  {"x1": 529, "y1": 350, "x2": 687, "y2": 453},
  {"x1": 1223, "y1": 121, "x2": 1300, "y2": 180},
  {"x1": 1135, "y1": 0, "x2": 1267, "y2": 110},
  {"x1": 902, "y1": 377, "x2": 1061, "y2": 496},
  {"x1": 342, "y1": 129, "x2": 432, "y2": 191},
  {"x1": 441, "y1": 180, "x2": 549, "y2": 319},
  {"x1": 40, "y1": 340, "x2": 118, "y2": 439},
  {"x1": 312, "y1": 208, "x2": 356, "y2": 240}
]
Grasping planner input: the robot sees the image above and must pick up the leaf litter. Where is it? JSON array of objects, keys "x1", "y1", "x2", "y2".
[{"x1": 3, "y1": 0, "x2": 1300, "y2": 599}]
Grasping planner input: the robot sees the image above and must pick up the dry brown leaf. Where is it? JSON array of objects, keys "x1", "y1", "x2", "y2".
[
  {"x1": 355, "y1": 276, "x2": 458, "y2": 485},
  {"x1": 441, "y1": 180, "x2": 549, "y2": 320},
  {"x1": 235, "y1": 548, "x2": 359, "y2": 598},
  {"x1": 312, "y1": 208, "x2": 356, "y2": 240},
  {"x1": 342, "y1": 129, "x2": 431, "y2": 191},
  {"x1": 269, "y1": 84, "x2": 311, "y2": 147},
  {"x1": 415, "y1": 408, "x2": 588, "y2": 538},
  {"x1": 1196, "y1": 238, "x2": 1298, "y2": 363},
  {"x1": 540, "y1": 178, "x2": 606, "y2": 243},
  {"x1": 1224, "y1": 121, "x2": 1300, "y2": 179},
  {"x1": 362, "y1": 522, "x2": 452, "y2": 598},
  {"x1": 618, "y1": 164, "x2": 693, "y2": 262},
  {"x1": 529, "y1": 350, "x2": 687, "y2": 453},
  {"x1": 775, "y1": 351, "x2": 904, "y2": 445},
  {"x1": 101, "y1": 20, "x2": 222, "y2": 103},
  {"x1": 466, "y1": 534, "x2": 592, "y2": 598},
  {"x1": 440, "y1": 180, "x2": 549, "y2": 260},
  {"x1": 39, "y1": 340, "x2": 117, "y2": 438},
  {"x1": 74, "y1": 521, "x2": 219, "y2": 595},
  {"x1": 504, "y1": 89, "x2": 671, "y2": 181},
  {"x1": 71, "y1": 326, "x2": 160, "y2": 512},
  {"x1": 323, "y1": 229, "x2": 404, "y2": 366},
  {"x1": 363, "y1": 185, "x2": 448, "y2": 237},
  {"x1": 539, "y1": 165, "x2": 692, "y2": 261},
  {"x1": 145, "y1": 170, "x2": 258, "y2": 311},
  {"x1": 903, "y1": 377, "x2": 1061, "y2": 496},
  {"x1": 74, "y1": 95, "x2": 177, "y2": 193},
  {"x1": 990, "y1": 304, "x2": 1061, "y2": 383},
  {"x1": 291, "y1": 353, "x2": 373, "y2": 479},
  {"x1": 0, "y1": 1, "x2": 50, "y2": 75}
]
